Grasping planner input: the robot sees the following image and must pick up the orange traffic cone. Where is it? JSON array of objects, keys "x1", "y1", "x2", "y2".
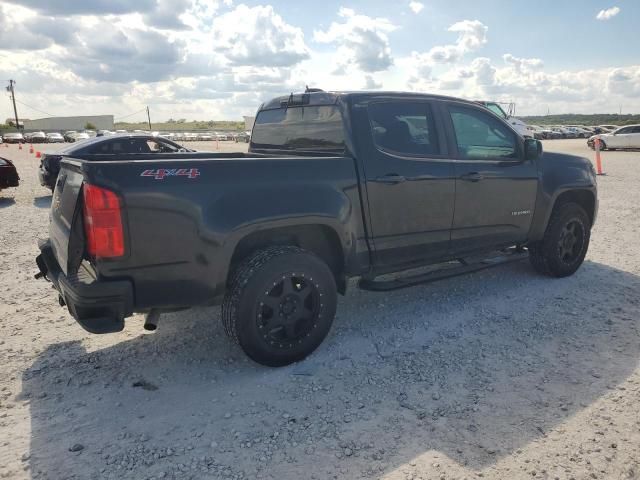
[
  {"x1": 595, "y1": 138, "x2": 605, "y2": 176},
  {"x1": 36, "y1": 151, "x2": 42, "y2": 158}
]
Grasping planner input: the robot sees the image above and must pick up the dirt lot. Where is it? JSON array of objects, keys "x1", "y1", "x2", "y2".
[{"x1": 0, "y1": 139, "x2": 638, "y2": 480}]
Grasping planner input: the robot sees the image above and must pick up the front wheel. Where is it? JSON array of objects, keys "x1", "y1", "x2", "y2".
[
  {"x1": 222, "y1": 246, "x2": 337, "y2": 367},
  {"x1": 529, "y1": 202, "x2": 591, "y2": 277}
]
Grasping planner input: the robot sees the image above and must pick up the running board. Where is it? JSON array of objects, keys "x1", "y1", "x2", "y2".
[{"x1": 358, "y1": 249, "x2": 529, "y2": 292}]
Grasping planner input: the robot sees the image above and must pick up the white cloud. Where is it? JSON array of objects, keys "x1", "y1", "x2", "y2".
[
  {"x1": 406, "y1": 19, "x2": 488, "y2": 86},
  {"x1": 1, "y1": 2, "x2": 640, "y2": 121},
  {"x1": 314, "y1": 7, "x2": 396, "y2": 73},
  {"x1": 607, "y1": 67, "x2": 640, "y2": 97},
  {"x1": 502, "y1": 53, "x2": 544, "y2": 73},
  {"x1": 364, "y1": 75, "x2": 383, "y2": 89},
  {"x1": 596, "y1": 6, "x2": 620, "y2": 20},
  {"x1": 409, "y1": 1, "x2": 424, "y2": 14},
  {"x1": 211, "y1": 5, "x2": 310, "y2": 67},
  {"x1": 411, "y1": 19, "x2": 488, "y2": 73}
]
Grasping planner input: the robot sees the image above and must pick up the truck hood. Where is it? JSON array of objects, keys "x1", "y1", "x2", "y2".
[{"x1": 539, "y1": 151, "x2": 597, "y2": 183}]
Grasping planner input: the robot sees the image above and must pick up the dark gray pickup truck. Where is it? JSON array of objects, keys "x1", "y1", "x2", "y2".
[{"x1": 36, "y1": 91, "x2": 598, "y2": 366}]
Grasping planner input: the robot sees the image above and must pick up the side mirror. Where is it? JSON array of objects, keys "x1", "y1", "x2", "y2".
[{"x1": 525, "y1": 138, "x2": 543, "y2": 161}]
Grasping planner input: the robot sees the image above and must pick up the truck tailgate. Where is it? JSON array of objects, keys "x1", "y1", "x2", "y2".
[{"x1": 49, "y1": 161, "x2": 84, "y2": 276}]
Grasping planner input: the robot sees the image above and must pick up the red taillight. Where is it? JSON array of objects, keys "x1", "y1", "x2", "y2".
[{"x1": 82, "y1": 184, "x2": 124, "y2": 258}]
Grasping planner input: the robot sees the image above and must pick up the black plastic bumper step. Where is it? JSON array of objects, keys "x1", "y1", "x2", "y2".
[{"x1": 358, "y1": 249, "x2": 529, "y2": 292}]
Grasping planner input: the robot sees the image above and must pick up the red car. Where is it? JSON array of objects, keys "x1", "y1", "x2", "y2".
[{"x1": 0, "y1": 157, "x2": 19, "y2": 193}]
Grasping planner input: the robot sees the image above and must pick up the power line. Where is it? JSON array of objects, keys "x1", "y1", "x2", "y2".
[
  {"x1": 14, "y1": 99, "x2": 57, "y2": 118},
  {"x1": 11, "y1": 95, "x2": 151, "y2": 124},
  {"x1": 114, "y1": 107, "x2": 148, "y2": 122}
]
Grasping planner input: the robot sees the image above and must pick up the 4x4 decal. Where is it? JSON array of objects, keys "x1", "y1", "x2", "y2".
[{"x1": 140, "y1": 168, "x2": 200, "y2": 180}]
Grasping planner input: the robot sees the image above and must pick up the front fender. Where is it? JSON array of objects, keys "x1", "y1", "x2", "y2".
[{"x1": 528, "y1": 152, "x2": 597, "y2": 242}]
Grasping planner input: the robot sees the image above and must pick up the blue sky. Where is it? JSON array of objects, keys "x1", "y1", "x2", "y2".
[{"x1": 0, "y1": 0, "x2": 638, "y2": 121}]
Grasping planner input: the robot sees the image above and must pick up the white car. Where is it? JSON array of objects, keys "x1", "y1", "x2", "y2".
[
  {"x1": 478, "y1": 101, "x2": 533, "y2": 138},
  {"x1": 589, "y1": 124, "x2": 640, "y2": 150},
  {"x1": 70, "y1": 132, "x2": 90, "y2": 142},
  {"x1": 45, "y1": 132, "x2": 65, "y2": 143},
  {"x1": 197, "y1": 132, "x2": 214, "y2": 141},
  {"x1": 183, "y1": 132, "x2": 198, "y2": 141}
]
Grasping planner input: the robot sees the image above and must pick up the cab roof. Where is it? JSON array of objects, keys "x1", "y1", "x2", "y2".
[{"x1": 259, "y1": 90, "x2": 479, "y2": 111}]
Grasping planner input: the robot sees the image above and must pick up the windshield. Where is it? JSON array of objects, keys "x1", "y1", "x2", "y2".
[
  {"x1": 485, "y1": 102, "x2": 509, "y2": 119},
  {"x1": 250, "y1": 105, "x2": 345, "y2": 153}
]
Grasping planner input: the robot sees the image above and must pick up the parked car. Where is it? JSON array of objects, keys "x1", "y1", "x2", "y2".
[
  {"x1": 115, "y1": 129, "x2": 128, "y2": 134},
  {"x1": 157, "y1": 132, "x2": 176, "y2": 141},
  {"x1": 25, "y1": 131, "x2": 47, "y2": 143},
  {"x1": 529, "y1": 125, "x2": 549, "y2": 140},
  {"x1": 0, "y1": 157, "x2": 19, "y2": 192},
  {"x1": 46, "y1": 132, "x2": 65, "y2": 143},
  {"x1": 63, "y1": 131, "x2": 77, "y2": 142},
  {"x1": 197, "y1": 132, "x2": 214, "y2": 141},
  {"x1": 97, "y1": 130, "x2": 114, "y2": 137},
  {"x1": 587, "y1": 124, "x2": 640, "y2": 150},
  {"x1": 567, "y1": 127, "x2": 593, "y2": 138},
  {"x1": 2, "y1": 132, "x2": 25, "y2": 144},
  {"x1": 184, "y1": 132, "x2": 198, "y2": 141},
  {"x1": 550, "y1": 127, "x2": 577, "y2": 139},
  {"x1": 38, "y1": 133, "x2": 195, "y2": 190},
  {"x1": 35, "y1": 90, "x2": 598, "y2": 367},
  {"x1": 234, "y1": 131, "x2": 251, "y2": 143},
  {"x1": 70, "y1": 132, "x2": 91, "y2": 142}
]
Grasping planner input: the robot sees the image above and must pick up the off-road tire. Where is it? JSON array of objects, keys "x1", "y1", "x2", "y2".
[
  {"x1": 222, "y1": 246, "x2": 337, "y2": 367},
  {"x1": 529, "y1": 202, "x2": 591, "y2": 278}
]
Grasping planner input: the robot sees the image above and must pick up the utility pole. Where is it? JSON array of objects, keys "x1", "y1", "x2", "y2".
[
  {"x1": 6, "y1": 80, "x2": 20, "y2": 130},
  {"x1": 146, "y1": 106, "x2": 152, "y2": 131}
]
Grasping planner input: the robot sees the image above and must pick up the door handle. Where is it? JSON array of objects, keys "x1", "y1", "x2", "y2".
[
  {"x1": 375, "y1": 174, "x2": 406, "y2": 184},
  {"x1": 460, "y1": 172, "x2": 484, "y2": 182}
]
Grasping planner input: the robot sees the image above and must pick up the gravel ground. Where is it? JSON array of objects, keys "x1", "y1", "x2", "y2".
[{"x1": 0, "y1": 139, "x2": 639, "y2": 480}]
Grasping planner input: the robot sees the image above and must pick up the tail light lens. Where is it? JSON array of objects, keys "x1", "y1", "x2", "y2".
[{"x1": 82, "y1": 184, "x2": 124, "y2": 258}]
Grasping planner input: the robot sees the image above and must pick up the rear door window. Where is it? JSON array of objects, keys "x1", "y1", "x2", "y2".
[
  {"x1": 368, "y1": 102, "x2": 441, "y2": 156},
  {"x1": 251, "y1": 106, "x2": 345, "y2": 153}
]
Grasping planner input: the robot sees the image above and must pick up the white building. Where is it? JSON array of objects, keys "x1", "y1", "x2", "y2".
[{"x1": 24, "y1": 115, "x2": 114, "y2": 131}]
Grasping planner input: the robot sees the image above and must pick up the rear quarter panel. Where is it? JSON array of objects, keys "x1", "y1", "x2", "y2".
[{"x1": 79, "y1": 156, "x2": 365, "y2": 310}]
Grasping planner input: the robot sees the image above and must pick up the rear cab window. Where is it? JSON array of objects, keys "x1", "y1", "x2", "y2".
[{"x1": 250, "y1": 105, "x2": 345, "y2": 154}]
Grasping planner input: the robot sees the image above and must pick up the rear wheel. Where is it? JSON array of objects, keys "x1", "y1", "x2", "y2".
[
  {"x1": 529, "y1": 202, "x2": 591, "y2": 277},
  {"x1": 222, "y1": 246, "x2": 337, "y2": 367}
]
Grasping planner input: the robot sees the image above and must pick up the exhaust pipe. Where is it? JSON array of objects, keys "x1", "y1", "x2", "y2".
[{"x1": 144, "y1": 309, "x2": 161, "y2": 331}]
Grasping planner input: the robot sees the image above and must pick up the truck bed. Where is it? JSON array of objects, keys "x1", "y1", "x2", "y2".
[{"x1": 51, "y1": 153, "x2": 368, "y2": 310}]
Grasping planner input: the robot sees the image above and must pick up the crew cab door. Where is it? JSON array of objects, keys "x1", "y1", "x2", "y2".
[
  {"x1": 357, "y1": 99, "x2": 455, "y2": 269},
  {"x1": 444, "y1": 103, "x2": 538, "y2": 253}
]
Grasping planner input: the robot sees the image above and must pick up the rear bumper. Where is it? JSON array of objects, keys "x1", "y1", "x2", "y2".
[
  {"x1": 36, "y1": 239, "x2": 133, "y2": 334},
  {"x1": 0, "y1": 172, "x2": 19, "y2": 189}
]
